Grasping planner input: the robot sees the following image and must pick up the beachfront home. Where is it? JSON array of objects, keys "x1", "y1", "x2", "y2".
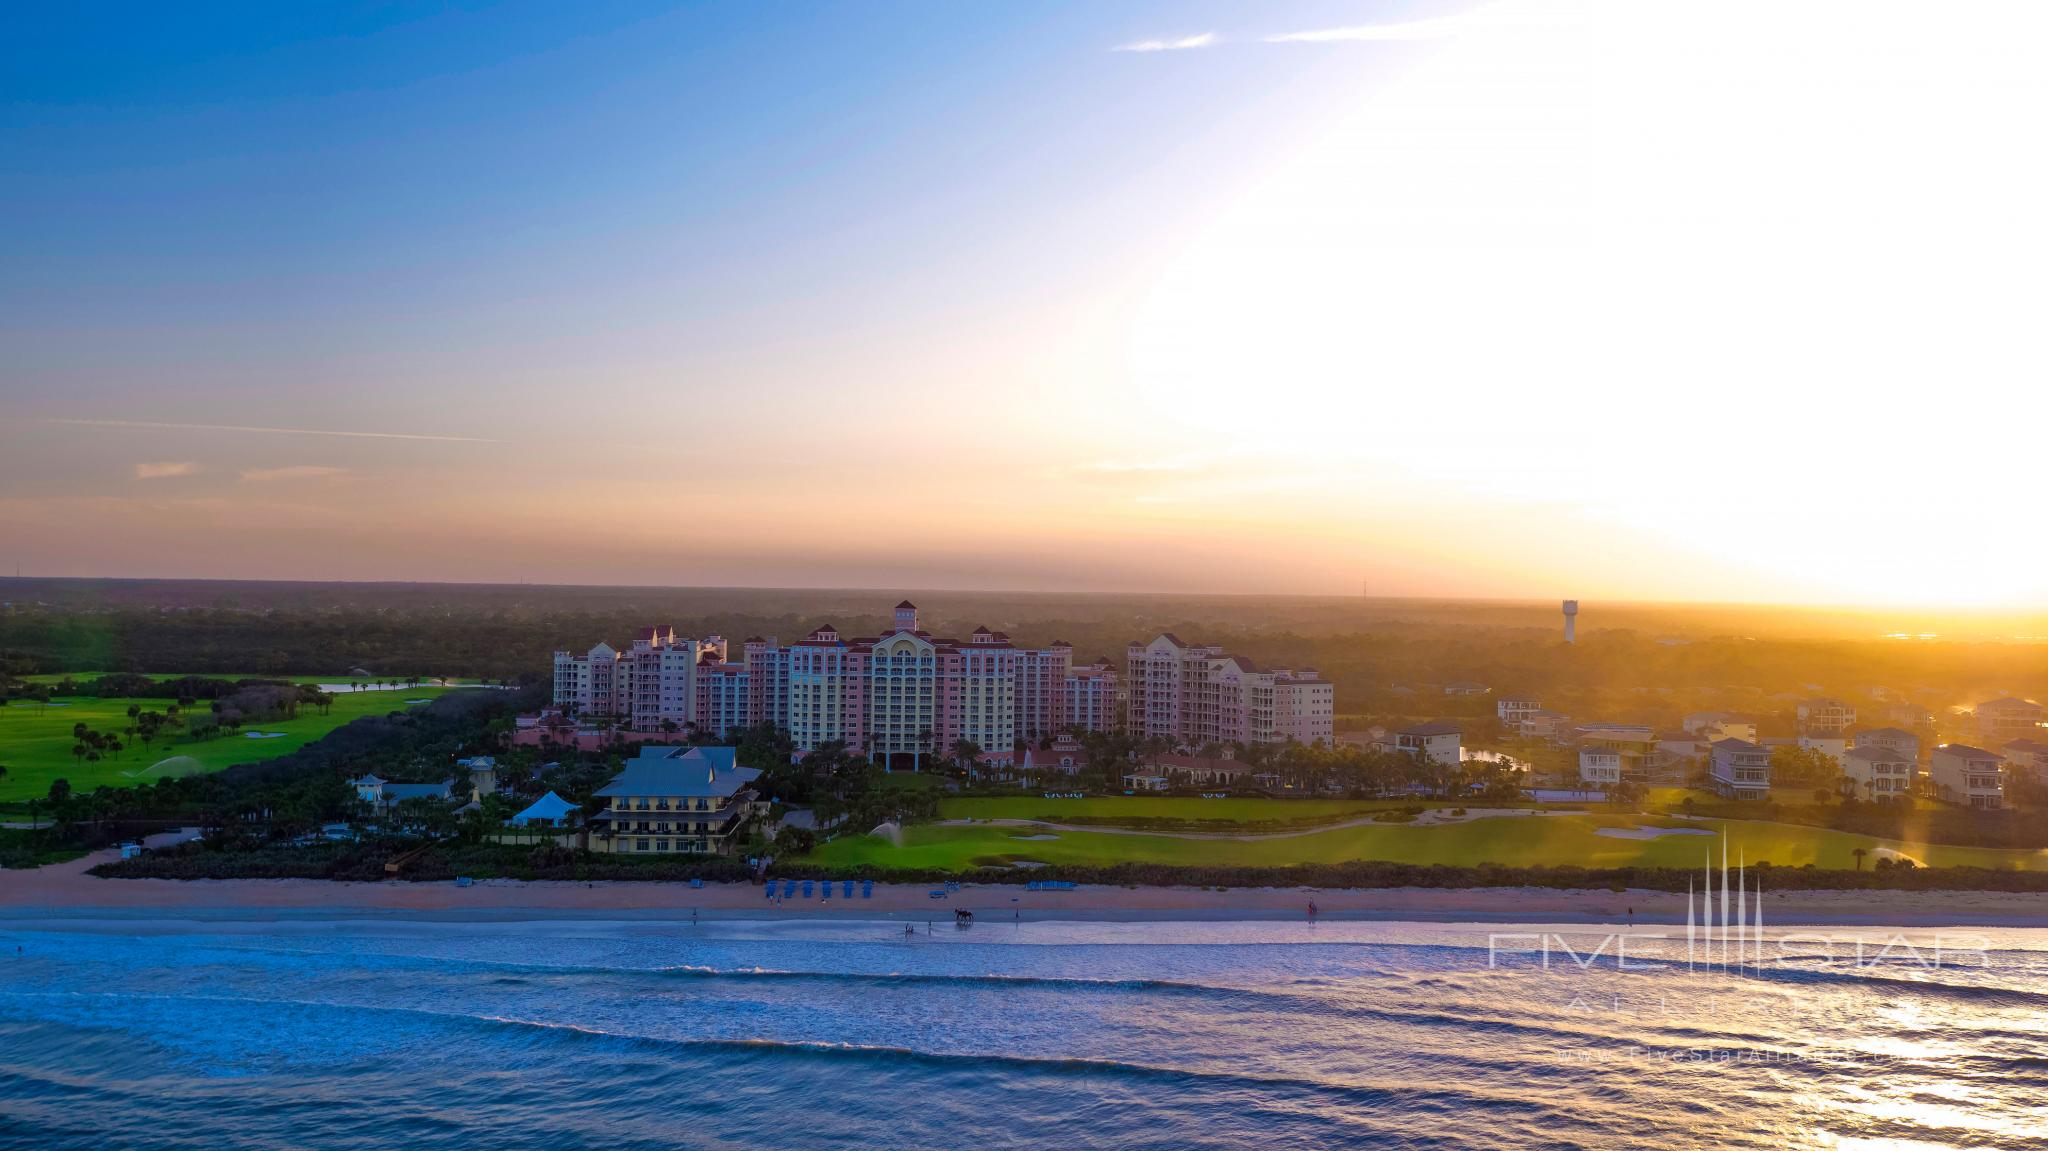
[
  {"x1": 1929, "y1": 744, "x2": 2004, "y2": 810},
  {"x1": 1379, "y1": 722, "x2": 1462, "y2": 766},
  {"x1": 508, "y1": 791, "x2": 580, "y2": 828},
  {"x1": 586, "y1": 745, "x2": 768, "y2": 855},
  {"x1": 1841, "y1": 745, "x2": 1914, "y2": 801},
  {"x1": 1708, "y1": 738, "x2": 1772, "y2": 800}
]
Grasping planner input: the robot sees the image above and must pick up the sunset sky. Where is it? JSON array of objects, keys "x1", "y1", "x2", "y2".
[{"x1": 4, "y1": 1, "x2": 2045, "y2": 604}]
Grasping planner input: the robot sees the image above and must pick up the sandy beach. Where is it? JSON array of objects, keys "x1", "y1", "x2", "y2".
[{"x1": 8, "y1": 841, "x2": 2048, "y2": 926}]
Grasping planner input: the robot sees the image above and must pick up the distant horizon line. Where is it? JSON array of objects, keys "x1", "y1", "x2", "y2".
[{"x1": 1, "y1": 573, "x2": 2043, "y2": 615}]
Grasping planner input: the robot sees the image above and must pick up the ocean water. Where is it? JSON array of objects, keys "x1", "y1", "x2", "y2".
[{"x1": 3, "y1": 915, "x2": 2046, "y2": 1149}]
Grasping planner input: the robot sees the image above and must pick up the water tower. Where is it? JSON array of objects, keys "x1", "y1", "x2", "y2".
[{"x1": 1562, "y1": 600, "x2": 1579, "y2": 644}]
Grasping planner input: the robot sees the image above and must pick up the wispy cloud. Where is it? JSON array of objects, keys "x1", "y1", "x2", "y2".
[
  {"x1": 1075, "y1": 454, "x2": 1206, "y2": 476},
  {"x1": 1114, "y1": 31, "x2": 1217, "y2": 53},
  {"x1": 133, "y1": 461, "x2": 200, "y2": 480},
  {"x1": 1267, "y1": 5, "x2": 1537, "y2": 44},
  {"x1": 45, "y1": 418, "x2": 498, "y2": 444},
  {"x1": 239, "y1": 465, "x2": 351, "y2": 482}
]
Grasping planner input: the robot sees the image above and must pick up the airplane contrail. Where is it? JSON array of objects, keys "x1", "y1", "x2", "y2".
[{"x1": 42, "y1": 418, "x2": 500, "y2": 444}]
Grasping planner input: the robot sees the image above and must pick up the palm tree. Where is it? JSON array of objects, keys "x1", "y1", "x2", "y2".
[{"x1": 1851, "y1": 847, "x2": 1869, "y2": 870}]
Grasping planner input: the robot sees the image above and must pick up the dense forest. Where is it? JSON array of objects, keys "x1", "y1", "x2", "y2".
[{"x1": 3, "y1": 578, "x2": 2045, "y2": 739}]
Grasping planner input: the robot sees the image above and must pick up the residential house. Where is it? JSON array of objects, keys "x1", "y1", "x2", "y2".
[
  {"x1": 1654, "y1": 732, "x2": 1712, "y2": 773},
  {"x1": 1975, "y1": 698, "x2": 2045, "y2": 745},
  {"x1": 1514, "y1": 709, "x2": 1572, "y2": 741},
  {"x1": 1380, "y1": 722, "x2": 1462, "y2": 766},
  {"x1": 2001, "y1": 738, "x2": 2048, "y2": 784},
  {"x1": 1798, "y1": 734, "x2": 1847, "y2": 765},
  {"x1": 1798, "y1": 698, "x2": 1857, "y2": 737},
  {"x1": 1574, "y1": 724, "x2": 1657, "y2": 781},
  {"x1": 1496, "y1": 697, "x2": 1541, "y2": 727},
  {"x1": 1682, "y1": 712, "x2": 1758, "y2": 743},
  {"x1": 1579, "y1": 750, "x2": 1624, "y2": 786},
  {"x1": 1709, "y1": 738, "x2": 1772, "y2": 800},
  {"x1": 1929, "y1": 744, "x2": 2005, "y2": 810},
  {"x1": 1841, "y1": 746, "x2": 1914, "y2": 801},
  {"x1": 1853, "y1": 727, "x2": 1921, "y2": 765}
]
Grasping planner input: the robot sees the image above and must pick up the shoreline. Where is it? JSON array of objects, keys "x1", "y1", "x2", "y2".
[{"x1": 9, "y1": 847, "x2": 2048, "y2": 928}]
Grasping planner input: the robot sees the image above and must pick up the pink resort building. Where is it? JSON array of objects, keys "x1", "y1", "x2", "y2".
[
  {"x1": 1124, "y1": 633, "x2": 1334, "y2": 750},
  {"x1": 548, "y1": 601, "x2": 1200, "y2": 769}
]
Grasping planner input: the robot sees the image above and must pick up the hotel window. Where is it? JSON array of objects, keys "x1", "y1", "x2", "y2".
[
  {"x1": 656, "y1": 839, "x2": 670, "y2": 851},
  {"x1": 635, "y1": 838, "x2": 650, "y2": 851}
]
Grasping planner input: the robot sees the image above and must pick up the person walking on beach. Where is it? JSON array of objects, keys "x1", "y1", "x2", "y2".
[{"x1": 1307, "y1": 899, "x2": 1319, "y2": 920}]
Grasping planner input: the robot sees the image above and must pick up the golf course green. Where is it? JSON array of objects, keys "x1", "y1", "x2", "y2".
[
  {"x1": 808, "y1": 802, "x2": 2048, "y2": 873},
  {"x1": 0, "y1": 687, "x2": 461, "y2": 801}
]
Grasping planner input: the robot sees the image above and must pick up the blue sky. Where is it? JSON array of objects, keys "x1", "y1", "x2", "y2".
[
  {"x1": 4, "y1": 2, "x2": 1426, "y2": 438},
  {"x1": 6, "y1": 2, "x2": 2046, "y2": 604}
]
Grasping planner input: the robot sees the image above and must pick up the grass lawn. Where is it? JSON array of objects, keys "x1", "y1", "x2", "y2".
[
  {"x1": 0, "y1": 687, "x2": 459, "y2": 801},
  {"x1": 809, "y1": 810, "x2": 2048, "y2": 873}
]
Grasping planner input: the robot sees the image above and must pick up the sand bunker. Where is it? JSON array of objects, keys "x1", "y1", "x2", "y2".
[
  {"x1": 1595, "y1": 825, "x2": 1716, "y2": 840},
  {"x1": 243, "y1": 731, "x2": 289, "y2": 740}
]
